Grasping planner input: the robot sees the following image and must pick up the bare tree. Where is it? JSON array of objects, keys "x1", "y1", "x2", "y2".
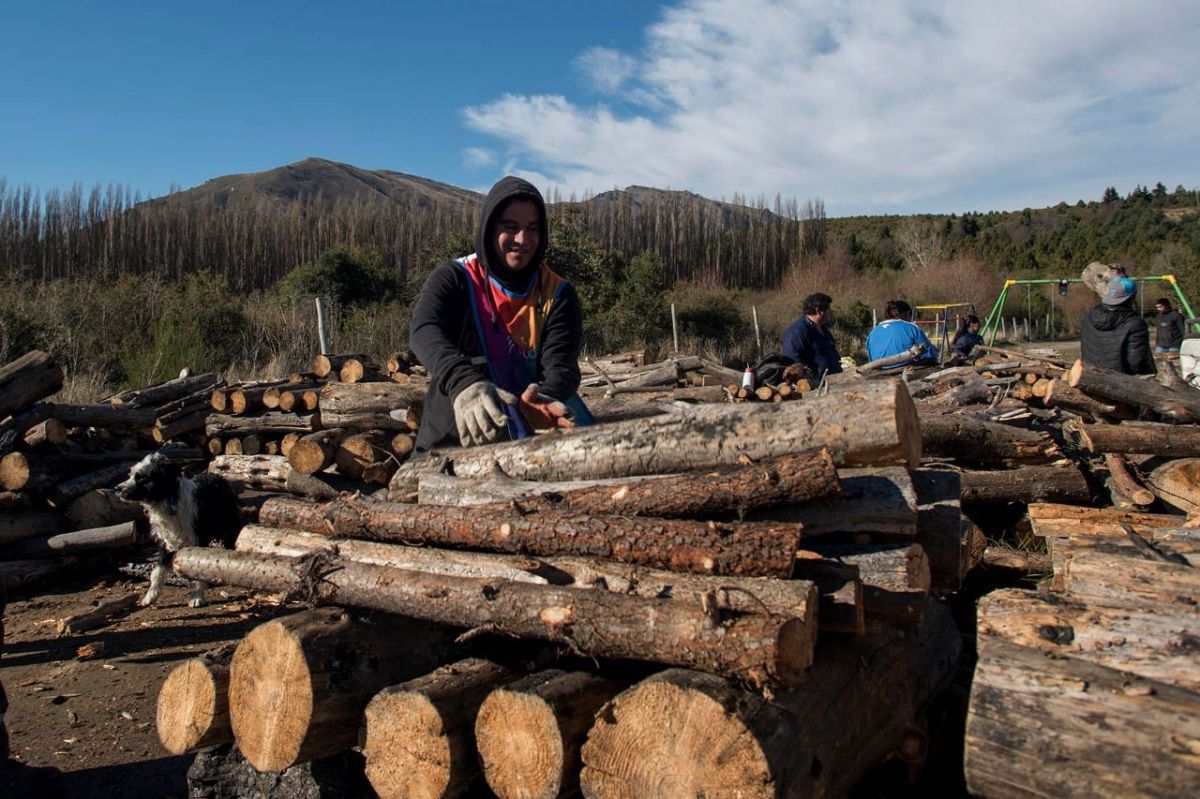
[{"x1": 894, "y1": 217, "x2": 946, "y2": 272}]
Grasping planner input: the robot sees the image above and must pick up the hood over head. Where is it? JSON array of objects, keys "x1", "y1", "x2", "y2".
[{"x1": 476, "y1": 176, "x2": 548, "y2": 290}]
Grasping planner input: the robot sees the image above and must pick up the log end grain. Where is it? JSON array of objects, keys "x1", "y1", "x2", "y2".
[
  {"x1": 157, "y1": 658, "x2": 230, "y2": 755},
  {"x1": 0, "y1": 452, "x2": 31, "y2": 491},
  {"x1": 476, "y1": 689, "x2": 565, "y2": 799},
  {"x1": 361, "y1": 690, "x2": 451, "y2": 799}
]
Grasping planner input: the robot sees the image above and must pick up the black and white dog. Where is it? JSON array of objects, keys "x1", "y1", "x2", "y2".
[{"x1": 116, "y1": 451, "x2": 241, "y2": 607}]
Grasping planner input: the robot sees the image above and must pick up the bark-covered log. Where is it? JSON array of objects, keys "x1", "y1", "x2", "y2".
[
  {"x1": 110, "y1": 372, "x2": 217, "y2": 408},
  {"x1": 804, "y1": 543, "x2": 931, "y2": 592},
  {"x1": 334, "y1": 432, "x2": 391, "y2": 480},
  {"x1": 287, "y1": 429, "x2": 346, "y2": 476},
  {"x1": 48, "y1": 462, "x2": 135, "y2": 505},
  {"x1": 0, "y1": 510, "x2": 68, "y2": 545},
  {"x1": 205, "y1": 412, "x2": 319, "y2": 438},
  {"x1": 1061, "y1": 547, "x2": 1200, "y2": 608},
  {"x1": 1042, "y1": 378, "x2": 1122, "y2": 420},
  {"x1": 258, "y1": 494, "x2": 803, "y2": 577},
  {"x1": 207, "y1": 455, "x2": 357, "y2": 500},
  {"x1": 0, "y1": 401, "x2": 55, "y2": 456},
  {"x1": 361, "y1": 658, "x2": 518, "y2": 799},
  {"x1": 1069, "y1": 359, "x2": 1200, "y2": 423},
  {"x1": 475, "y1": 669, "x2": 623, "y2": 799},
  {"x1": 176, "y1": 548, "x2": 816, "y2": 688},
  {"x1": 580, "y1": 602, "x2": 961, "y2": 799},
  {"x1": 391, "y1": 379, "x2": 921, "y2": 495},
  {"x1": 965, "y1": 636, "x2": 1200, "y2": 799},
  {"x1": 0, "y1": 558, "x2": 73, "y2": 591},
  {"x1": 55, "y1": 592, "x2": 140, "y2": 635},
  {"x1": 0, "y1": 451, "x2": 73, "y2": 492},
  {"x1": 918, "y1": 412, "x2": 1059, "y2": 465},
  {"x1": 318, "y1": 382, "x2": 425, "y2": 431},
  {"x1": 157, "y1": 644, "x2": 235, "y2": 754},
  {"x1": 980, "y1": 546, "x2": 1052, "y2": 575},
  {"x1": 860, "y1": 344, "x2": 927, "y2": 375},
  {"x1": 959, "y1": 465, "x2": 1091, "y2": 505},
  {"x1": 1027, "y1": 502, "x2": 1183, "y2": 538},
  {"x1": 420, "y1": 449, "x2": 839, "y2": 519},
  {"x1": 1066, "y1": 419, "x2": 1200, "y2": 456},
  {"x1": 1103, "y1": 452, "x2": 1155, "y2": 507},
  {"x1": 228, "y1": 607, "x2": 458, "y2": 772},
  {"x1": 66, "y1": 488, "x2": 145, "y2": 529},
  {"x1": 49, "y1": 403, "x2": 157, "y2": 430},
  {"x1": 153, "y1": 409, "x2": 209, "y2": 443},
  {"x1": 23, "y1": 417, "x2": 67, "y2": 447},
  {"x1": 0, "y1": 350, "x2": 63, "y2": 420},
  {"x1": 978, "y1": 588, "x2": 1200, "y2": 688},
  {"x1": 751, "y1": 466, "x2": 917, "y2": 537},
  {"x1": 0, "y1": 521, "x2": 137, "y2": 560}
]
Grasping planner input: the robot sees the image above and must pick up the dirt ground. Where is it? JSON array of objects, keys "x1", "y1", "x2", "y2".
[{"x1": 1, "y1": 572, "x2": 289, "y2": 798}]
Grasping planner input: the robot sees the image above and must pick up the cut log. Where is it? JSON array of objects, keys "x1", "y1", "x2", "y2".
[
  {"x1": 860, "y1": 343, "x2": 926, "y2": 375},
  {"x1": 223, "y1": 438, "x2": 243, "y2": 456},
  {"x1": 49, "y1": 403, "x2": 157, "y2": 430},
  {"x1": 1145, "y1": 458, "x2": 1200, "y2": 514},
  {"x1": 959, "y1": 465, "x2": 1091, "y2": 504},
  {"x1": 338, "y1": 357, "x2": 382, "y2": 384},
  {"x1": 0, "y1": 491, "x2": 30, "y2": 510},
  {"x1": 228, "y1": 607, "x2": 457, "y2": 772},
  {"x1": 278, "y1": 388, "x2": 320, "y2": 413},
  {"x1": 205, "y1": 412, "x2": 319, "y2": 438},
  {"x1": 239, "y1": 434, "x2": 263, "y2": 456},
  {"x1": 0, "y1": 350, "x2": 63, "y2": 419},
  {"x1": 0, "y1": 401, "x2": 55, "y2": 456},
  {"x1": 210, "y1": 388, "x2": 229, "y2": 413},
  {"x1": 390, "y1": 379, "x2": 921, "y2": 495},
  {"x1": 1028, "y1": 502, "x2": 1183, "y2": 538},
  {"x1": 978, "y1": 588, "x2": 1200, "y2": 688},
  {"x1": 176, "y1": 548, "x2": 815, "y2": 688},
  {"x1": 0, "y1": 510, "x2": 68, "y2": 545},
  {"x1": 1042, "y1": 378, "x2": 1121, "y2": 420},
  {"x1": 110, "y1": 372, "x2": 217, "y2": 408},
  {"x1": 1103, "y1": 453, "x2": 1155, "y2": 508},
  {"x1": 258, "y1": 494, "x2": 803, "y2": 577},
  {"x1": 475, "y1": 670, "x2": 623, "y2": 799},
  {"x1": 1068, "y1": 418, "x2": 1200, "y2": 456},
  {"x1": 48, "y1": 462, "x2": 135, "y2": 505},
  {"x1": 158, "y1": 644, "x2": 235, "y2": 755},
  {"x1": 229, "y1": 381, "x2": 288, "y2": 415},
  {"x1": 66, "y1": 488, "x2": 145, "y2": 529},
  {"x1": 580, "y1": 602, "x2": 961, "y2": 799},
  {"x1": 55, "y1": 592, "x2": 140, "y2": 635},
  {"x1": 361, "y1": 658, "x2": 518, "y2": 799},
  {"x1": 918, "y1": 412, "x2": 1058, "y2": 465},
  {"x1": 980, "y1": 546, "x2": 1051, "y2": 575},
  {"x1": 0, "y1": 521, "x2": 138, "y2": 560},
  {"x1": 335, "y1": 432, "x2": 391, "y2": 480},
  {"x1": 0, "y1": 451, "x2": 73, "y2": 492},
  {"x1": 318, "y1": 382, "x2": 425, "y2": 431},
  {"x1": 313, "y1": 353, "x2": 371, "y2": 379},
  {"x1": 789, "y1": 554, "x2": 866, "y2": 635},
  {"x1": 1062, "y1": 547, "x2": 1200, "y2": 608},
  {"x1": 206, "y1": 455, "x2": 353, "y2": 500},
  {"x1": 153, "y1": 409, "x2": 208, "y2": 443},
  {"x1": 804, "y1": 543, "x2": 930, "y2": 592},
  {"x1": 1069, "y1": 359, "x2": 1200, "y2": 423},
  {"x1": 751, "y1": 466, "x2": 917, "y2": 536},
  {"x1": 911, "y1": 470, "x2": 965, "y2": 595},
  {"x1": 24, "y1": 417, "x2": 68, "y2": 447},
  {"x1": 965, "y1": 636, "x2": 1200, "y2": 799},
  {"x1": 287, "y1": 429, "x2": 346, "y2": 476}
]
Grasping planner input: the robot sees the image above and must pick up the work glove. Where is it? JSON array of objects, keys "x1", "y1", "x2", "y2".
[
  {"x1": 452, "y1": 381, "x2": 509, "y2": 446},
  {"x1": 518, "y1": 384, "x2": 576, "y2": 432}
]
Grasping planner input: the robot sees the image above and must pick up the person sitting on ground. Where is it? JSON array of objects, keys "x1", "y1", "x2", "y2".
[
  {"x1": 1153, "y1": 297, "x2": 1185, "y2": 354},
  {"x1": 865, "y1": 300, "x2": 939, "y2": 367},
  {"x1": 951, "y1": 315, "x2": 984, "y2": 362},
  {"x1": 781, "y1": 292, "x2": 843, "y2": 379},
  {"x1": 1080, "y1": 278, "x2": 1155, "y2": 375},
  {"x1": 409, "y1": 176, "x2": 594, "y2": 450}
]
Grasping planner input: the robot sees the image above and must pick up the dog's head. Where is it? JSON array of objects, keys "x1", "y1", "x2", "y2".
[{"x1": 116, "y1": 452, "x2": 183, "y2": 503}]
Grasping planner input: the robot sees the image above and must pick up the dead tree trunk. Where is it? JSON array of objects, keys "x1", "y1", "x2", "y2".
[
  {"x1": 580, "y1": 602, "x2": 961, "y2": 799},
  {"x1": 959, "y1": 465, "x2": 1091, "y2": 504},
  {"x1": 361, "y1": 658, "x2": 518, "y2": 799},
  {"x1": 175, "y1": 548, "x2": 816, "y2": 688},
  {"x1": 1069, "y1": 359, "x2": 1200, "y2": 423},
  {"x1": 390, "y1": 379, "x2": 922, "y2": 496},
  {"x1": 475, "y1": 670, "x2": 623, "y2": 799},
  {"x1": 257, "y1": 494, "x2": 803, "y2": 577},
  {"x1": 157, "y1": 644, "x2": 236, "y2": 754},
  {"x1": 227, "y1": 607, "x2": 457, "y2": 772},
  {"x1": 0, "y1": 350, "x2": 63, "y2": 419}
]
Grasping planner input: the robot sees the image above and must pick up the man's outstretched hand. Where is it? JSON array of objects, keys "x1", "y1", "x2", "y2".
[{"x1": 518, "y1": 384, "x2": 575, "y2": 432}]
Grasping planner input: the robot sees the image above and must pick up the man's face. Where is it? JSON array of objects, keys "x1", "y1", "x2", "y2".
[
  {"x1": 1157, "y1": 304, "x2": 1169, "y2": 315},
  {"x1": 495, "y1": 199, "x2": 540, "y2": 271}
]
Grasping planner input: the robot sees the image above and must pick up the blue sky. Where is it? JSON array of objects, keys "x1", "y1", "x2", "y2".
[{"x1": 2, "y1": 0, "x2": 1198, "y2": 215}]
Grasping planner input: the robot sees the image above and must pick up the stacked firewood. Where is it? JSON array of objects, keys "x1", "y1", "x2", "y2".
[{"x1": 158, "y1": 377, "x2": 975, "y2": 797}]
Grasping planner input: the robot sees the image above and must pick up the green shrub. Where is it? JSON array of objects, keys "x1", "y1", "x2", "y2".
[{"x1": 278, "y1": 247, "x2": 399, "y2": 309}]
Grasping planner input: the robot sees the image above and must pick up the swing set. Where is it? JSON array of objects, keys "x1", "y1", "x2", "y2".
[{"x1": 980, "y1": 274, "x2": 1197, "y2": 345}]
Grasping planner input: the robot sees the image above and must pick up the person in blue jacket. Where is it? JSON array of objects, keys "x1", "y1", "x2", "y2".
[
  {"x1": 866, "y1": 300, "x2": 939, "y2": 367},
  {"x1": 781, "y1": 292, "x2": 843, "y2": 378}
]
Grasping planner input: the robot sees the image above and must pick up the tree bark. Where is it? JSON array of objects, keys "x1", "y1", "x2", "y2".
[
  {"x1": 48, "y1": 462, "x2": 136, "y2": 505},
  {"x1": 0, "y1": 521, "x2": 137, "y2": 560},
  {"x1": 55, "y1": 591, "x2": 141, "y2": 635},
  {"x1": 391, "y1": 379, "x2": 921, "y2": 496},
  {"x1": 918, "y1": 412, "x2": 1059, "y2": 465},
  {"x1": 227, "y1": 607, "x2": 458, "y2": 772},
  {"x1": 1069, "y1": 359, "x2": 1200, "y2": 423},
  {"x1": 1043, "y1": 378, "x2": 1122, "y2": 420},
  {"x1": 257, "y1": 494, "x2": 803, "y2": 577},
  {"x1": 316, "y1": 382, "x2": 424, "y2": 431},
  {"x1": 206, "y1": 454, "x2": 357, "y2": 500},
  {"x1": 750, "y1": 466, "x2": 917, "y2": 537},
  {"x1": 965, "y1": 636, "x2": 1200, "y2": 799},
  {"x1": 959, "y1": 465, "x2": 1091, "y2": 504},
  {"x1": 0, "y1": 350, "x2": 63, "y2": 420},
  {"x1": 175, "y1": 548, "x2": 816, "y2": 688},
  {"x1": 580, "y1": 602, "x2": 961, "y2": 799},
  {"x1": 109, "y1": 372, "x2": 217, "y2": 408},
  {"x1": 66, "y1": 488, "x2": 145, "y2": 530},
  {"x1": 157, "y1": 644, "x2": 236, "y2": 755},
  {"x1": 1068, "y1": 418, "x2": 1200, "y2": 456},
  {"x1": 287, "y1": 429, "x2": 346, "y2": 476},
  {"x1": 49, "y1": 403, "x2": 157, "y2": 430},
  {"x1": 0, "y1": 510, "x2": 68, "y2": 545},
  {"x1": 1103, "y1": 453, "x2": 1155, "y2": 508},
  {"x1": 205, "y1": 412, "x2": 319, "y2": 438},
  {"x1": 1145, "y1": 458, "x2": 1200, "y2": 514},
  {"x1": 1061, "y1": 547, "x2": 1200, "y2": 609},
  {"x1": 475, "y1": 669, "x2": 623, "y2": 799},
  {"x1": 362, "y1": 658, "x2": 518, "y2": 799}
]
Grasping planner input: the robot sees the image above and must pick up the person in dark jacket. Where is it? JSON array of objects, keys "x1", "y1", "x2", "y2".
[
  {"x1": 951, "y1": 314, "x2": 984, "y2": 361},
  {"x1": 1153, "y1": 297, "x2": 1185, "y2": 353},
  {"x1": 1080, "y1": 278, "x2": 1155, "y2": 375},
  {"x1": 781, "y1": 292, "x2": 842, "y2": 378},
  {"x1": 409, "y1": 176, "x2": 592, "y2": 450}
]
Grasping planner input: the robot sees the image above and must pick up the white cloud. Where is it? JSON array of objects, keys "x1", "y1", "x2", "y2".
[
  {"x1": 574, "y1": 47, "x2": 639, "y2": 94},
  {"x1": 461, "y1": 147, "x2": 496, "y2": 169},
  {"x1": 463, "y1": 0, "x2": 1200, "y2": 214}
]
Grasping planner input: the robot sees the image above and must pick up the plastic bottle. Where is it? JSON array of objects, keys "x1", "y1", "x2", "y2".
[{"x1": 741, "y1": 364, "x2": 756, "y2": 390}]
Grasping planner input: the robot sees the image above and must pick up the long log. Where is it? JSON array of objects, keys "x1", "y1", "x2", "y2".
[
  {"x1": 49, "y1": 403, "x2": 157, "y2": 430},
  {"x1": 1069, "y1": 359, "x2": 1200, "y2": 423},
  {"x1": 175, "y1": 548, "x2": 816, "y2": 688},
  {"x1": 205, "y1": 412, "x2": 318, "y2": 438},
  {"x1": 0, "y1": 350, "x2": 63, "y2": 419},
  {"x1": 580, "y1": 602, "x2": 961, "y2": 799},
  {"x1": 48, "y1": 462, "x2": 136, "y2": 505},
  {"x1": 319, "y1": 382, "x2": 425, "y2": 431},
  {"x1": 420, "y1": 449, "x2": 839, "y2": 519},
  {"x1": 965, "y1": 636, "x2": 1200, "y2": 799},
  {"x1": 751, "y1": 466, "x2": 917, "y2": 536},
  {"x1": 109, "y1": 372, "x2": 217, "y2": 407},
  {"x1": 1027, "y1": 502, "x2": 1184, "y2": 537},
  {"x1": 257, "y1": 494, "x2": 803, "y2": 577},
  {"x1": 158, "y1": 644, "x2": 236, "y2": 755},
  {"x1": 0, "y1": 510, "x2": 68, "y2": 545},
  {"x1": 153, "y1": 409, "x2": 209, "y2": 443},
  {"x1": 0, "y1": 521, "x2": 138, "y2": 560},
  {"x1": 228, "y1": 607, "x2": 457, "y2": 772},
  {"x1": 55, "y1": 592, "x2": 141, "y2": 635},
  {"x1": 66, "y1": 488, "x2": 145, "y2": 530},
  {"x1": 959, "y1": 465, "x2": 1091, "y2": 504},
  {"x1": 918, "y1": 412, "x2": 1058, "y2": 465},
  {"x1": 475, "y1": 670, "x2": 623, "y2": 799},
  {"x1": 390, "y1": 379, "x2": 921, "y2": 495},
  {"x1": 206, "y1": 454, "x2": 360, "y2": 500},
  {"x1": 362, "y1": 658, "x2": 518, "y2": 799},
  {"x1": 978, "y1": 588, "x2": 1200, "y2": 688},
  {"x1": 1066, "y1": 419, "x2": 1200, "y2": 456}
]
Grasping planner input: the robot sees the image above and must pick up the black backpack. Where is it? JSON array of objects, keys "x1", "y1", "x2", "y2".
[{"x1": 754, "y1": 353, "x2": 796, "y2": 387}]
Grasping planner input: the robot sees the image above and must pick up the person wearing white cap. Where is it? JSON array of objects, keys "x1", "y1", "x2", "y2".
[{"x1": 1080, "y1": 277, "x2": 1155, "y2": 375}]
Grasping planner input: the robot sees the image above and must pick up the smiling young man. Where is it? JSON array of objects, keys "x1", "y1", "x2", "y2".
[{"x1": 409, "y1": 176, "x2": 593, "y2": 450}]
